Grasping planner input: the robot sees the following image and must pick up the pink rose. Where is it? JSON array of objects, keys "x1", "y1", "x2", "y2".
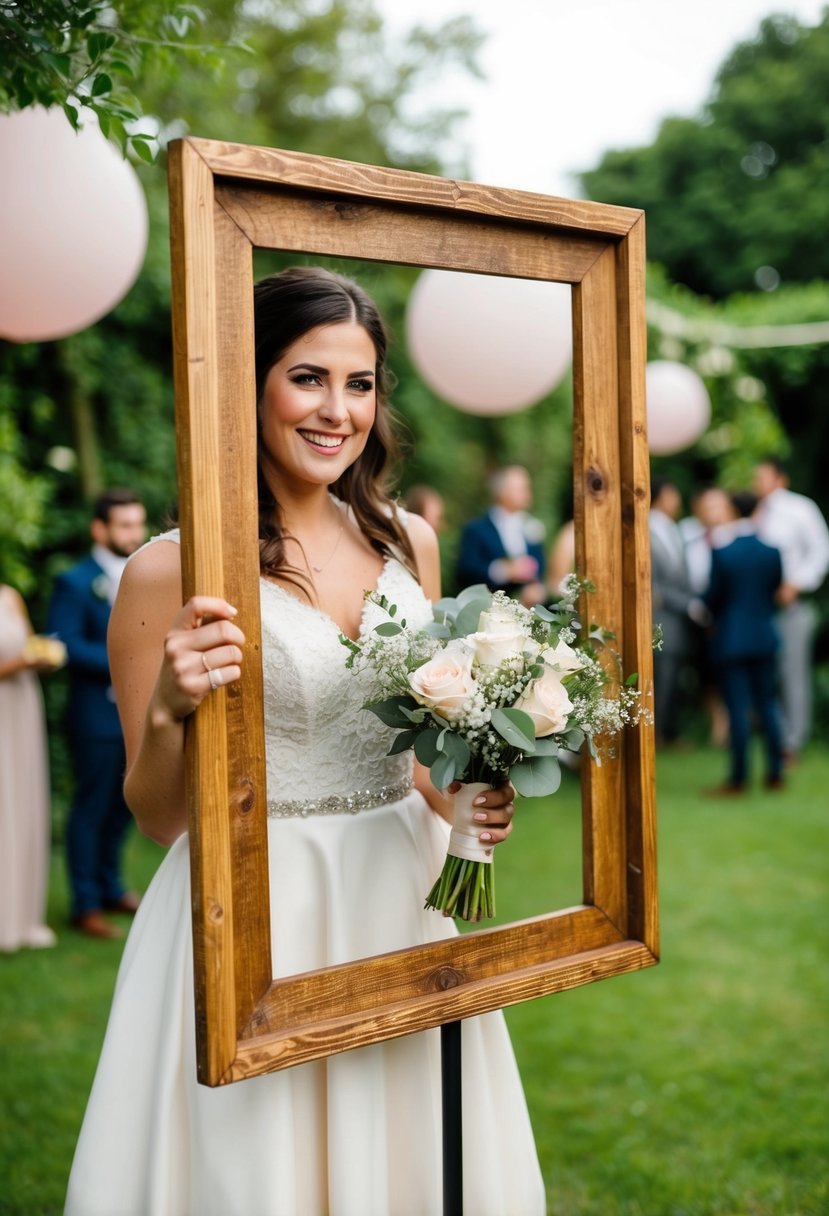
[
  {"x1": 514, "y1": 668, "x2": 574, "y2": 737},
  {"x1": 409, "y1": 642, "x2": 477, "y2": 714}
]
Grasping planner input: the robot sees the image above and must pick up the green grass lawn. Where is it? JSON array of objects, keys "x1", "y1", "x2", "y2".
[{"x1": 1, "y1": 746, "x2": 827, "y2": 1215}]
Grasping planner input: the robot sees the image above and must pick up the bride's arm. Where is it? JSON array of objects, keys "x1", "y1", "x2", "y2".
[
  {"x1": 109, "y1": 541, "x2": 245, "y2": 847},
  {"x1": 403, "y1": 512, "x2": 515, "y2": 845}
]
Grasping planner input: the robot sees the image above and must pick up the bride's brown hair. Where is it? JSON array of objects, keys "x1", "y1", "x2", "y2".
[{"x1": 253, "y1": 266, "x2": 417, "y2": 588}]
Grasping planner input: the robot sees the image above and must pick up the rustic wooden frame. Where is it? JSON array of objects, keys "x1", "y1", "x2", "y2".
[{"x1": 167, "y1": 136, "x2": 657, "y2": 1087}]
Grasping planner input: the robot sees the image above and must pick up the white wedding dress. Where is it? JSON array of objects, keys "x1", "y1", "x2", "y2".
[{"x1": 65, "y1": 533, "x2": 545, "y2": 1216}]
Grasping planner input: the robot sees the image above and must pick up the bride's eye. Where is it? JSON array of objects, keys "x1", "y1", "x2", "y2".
[
  {"x1": 292, "y1": 373, "x2": 322, "y2": 386},
  {"x1": 348, "y1": 378, "x2": 374, "y2": 393}
]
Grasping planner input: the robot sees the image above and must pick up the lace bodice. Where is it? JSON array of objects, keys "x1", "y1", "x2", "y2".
[
  {"x1": 260, "y1": 558, "x2": 431, "y2": 806},
  {"x1": 141, "y1": 532, "x2": 431, "y2": 810}
]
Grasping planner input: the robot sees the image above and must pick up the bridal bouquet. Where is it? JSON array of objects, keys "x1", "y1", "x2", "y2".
[{"x1": 342, "y1": 577, "x2": 644, "y2": 922}]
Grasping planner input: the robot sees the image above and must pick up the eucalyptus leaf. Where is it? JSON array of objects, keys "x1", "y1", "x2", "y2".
[
  {"x1": 531, "y1": 736, "x2": 559, "y2": 756},
  {"x1": 423, "y1": 621, "x2": 451, "y2": 639},
  {"x1": 440, "y1": 729, "x2": 471, "y2": 773},
  {"x1": 491, "y1": 707, "x2": 537, "y2": 753},
  {"x1": 454, "y1": 597, "x2": 491, "y2": 637},
  {"x1": 374, "y1": 621, "x2": 403, "y2": 636},
  {"x1": 430, "y1": 752, "x2": 457, "y2": 790},
  {"x1": 510, "y1": 754, "x2": 562, "y2": 798}
]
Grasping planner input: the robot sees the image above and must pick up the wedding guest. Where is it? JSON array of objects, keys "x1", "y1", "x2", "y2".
[
  {"x1": 65, "y1": 267, "x2": 545, "y2": 1216},
  {"x1": 703, "y1": 491, "x2": 784, "y2": 794},
  {"x1": 47, "y1": 489, "x2": 147, "y2": 939},
  {"x1": 0, "y1": 584, "x2": 64, "y2": 952},
  {"x1": 403, "y1": 483, "x2": 445, "y2": 533},
  {"x1": 753, "y1": 458, "x2": 829, "y2": 762},
  {"x1": 457, "y1": 464, "x2": 546, "y2": 606},
  {"x1": 649, "y1": 476, "x2": 707, "y2": 745},
  {"x1": 679, "y1": 485, "x2": 733, "y2": 747}
]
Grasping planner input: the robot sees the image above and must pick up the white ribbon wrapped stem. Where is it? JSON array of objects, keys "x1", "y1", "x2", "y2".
[{"x1": 447, "y1": 781, "x2": 494, "y2": 864}]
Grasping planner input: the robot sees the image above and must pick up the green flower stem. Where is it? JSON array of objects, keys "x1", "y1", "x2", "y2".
[{"x1": 424, "y1": 855, "x2": 495, "y2": 923}]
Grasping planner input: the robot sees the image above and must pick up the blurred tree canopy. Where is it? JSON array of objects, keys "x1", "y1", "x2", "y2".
[
  {"x1": 581, "y1": 9, "x2": 829, "y2": 517},
  {"x1": 581, "y1": 10, "x2": 829, "y2": 299}
]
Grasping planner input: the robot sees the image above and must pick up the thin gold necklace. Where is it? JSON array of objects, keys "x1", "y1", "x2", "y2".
[{"x1": 309, "y1": 522, "x2": 344, "y2": 573}]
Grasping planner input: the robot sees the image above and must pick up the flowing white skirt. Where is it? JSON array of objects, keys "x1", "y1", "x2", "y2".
[{"x1": 65, "y1": 791, "x2": 545, "y2": 1216}]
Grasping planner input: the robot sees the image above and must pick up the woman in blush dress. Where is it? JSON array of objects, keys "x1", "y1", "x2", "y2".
[
  {"x1": 65, "y1": 267, "x2": 546, "y2": 1216},
  {"x1": 0, "y1": 584, "x2": 63, "y2": 951}
]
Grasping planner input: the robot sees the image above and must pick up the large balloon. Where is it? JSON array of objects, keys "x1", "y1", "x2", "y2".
[
  {"x1": 645, "y1": 360, "x2": 711, "y2": 454},
  {"x1": 0, "y1": 106, "x2": 148, "y2": 342},
  {"x1": 405, "y1": 269, "x2": 572, "y2": 415}
]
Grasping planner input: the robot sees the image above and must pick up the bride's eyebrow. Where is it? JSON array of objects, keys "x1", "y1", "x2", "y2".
[{"x1": 286, "y1": 362, "x2": 374, "y2": 377}]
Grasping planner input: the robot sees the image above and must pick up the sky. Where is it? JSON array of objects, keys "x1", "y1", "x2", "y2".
[{"x1": 377, "y1": 0, "x2": 826, "y2": 199}]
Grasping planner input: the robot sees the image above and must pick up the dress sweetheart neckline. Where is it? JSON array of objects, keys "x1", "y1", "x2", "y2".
[{"x1": 259, "y1": 555, "x2": 397, "y2": 643}]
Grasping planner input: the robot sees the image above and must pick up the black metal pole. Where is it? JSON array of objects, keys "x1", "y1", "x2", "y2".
[{"x1": 441, "y1": 1019, "x2": 463, "y2": 1216}]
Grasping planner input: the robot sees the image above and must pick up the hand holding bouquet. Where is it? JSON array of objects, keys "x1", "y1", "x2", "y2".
[{"x1": 342, "y1": 577, "x2": 644, "y2": 921}]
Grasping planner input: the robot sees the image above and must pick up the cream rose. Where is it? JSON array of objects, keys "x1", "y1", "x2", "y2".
[
  {"x1": 408, "y1": 641, "x2": 477, "y2": 714},
  {"x1": 514, "y1": 668, "x2": 574, "y2": 737},
  {"x1": 469, "y1": 607, "x2": 527, "y2": 667},
  {"x1": 541, "y1": 638, "x2": 585, "y2": 675}
]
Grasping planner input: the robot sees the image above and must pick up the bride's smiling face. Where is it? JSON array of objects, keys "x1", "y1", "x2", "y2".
[{"x1": 259, "y1": 321, "x2": 378, "y2": 490}]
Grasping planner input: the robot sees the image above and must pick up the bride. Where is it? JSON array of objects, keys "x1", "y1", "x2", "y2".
[{"x1": 65, "y1": 266, "x2": 545, "y2": 1216}]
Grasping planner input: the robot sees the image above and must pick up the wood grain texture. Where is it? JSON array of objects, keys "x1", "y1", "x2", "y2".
[
  {"x1": 211, "y1": 203, "x2": 273, "y2": 1030},
  {"x1": 169, "y1": 142, "x2": 244, "y2": 1086},
  {"x1": 572, "y1": 245, "x2": 627, "y2": 931},
  {"x1": 187, "y1": 137, "x2": 642, "y2": 238},
  {"x1": 615, "y1": 218, "x2": 659, "y2": 957},
  {"x1": 228, "y1": 940, "x2": 657, "y2": 1079},
  {"x1": 216, "y1": 184, "x2": 605, "y2": 284}
]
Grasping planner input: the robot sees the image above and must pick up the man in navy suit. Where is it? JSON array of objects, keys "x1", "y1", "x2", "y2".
[
  {"x1": 456, "y1": 466, "x2": 546, "y2": 605},
  {"x1": 704, "y1": 491, "x2": 784, "y2": 794},
  {"x1": 48, "y1": 489, "x2": 147, "y2": 937}
]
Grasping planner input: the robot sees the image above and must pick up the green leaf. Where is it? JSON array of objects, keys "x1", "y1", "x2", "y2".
[
  {"x1": 455, "y1": 583, "x2": 491, "y2": 609},
  {"x1": 374, "y1": 621, "x2": 403, "y2": 636},
  {"x1": 91, "y1": 73, "x2": 113, "y2": 96},
  {"x1": 531, "y1": 736, "x2": 559, "y2": 756},
  {"x1": 366, "y1": 696, "x2": 419, "y2": 728},
  {"x1": 430, "y1": 752, "x2": 457, "y2": 790},
  {"x1": 414, "y1": 729, "x2": 441, "y2": 767},
  {"x1": 62, "y1": 102, "x2": 80, "y2": 129},
  {"x1": 561, "y1": 727, "x2": 585, "y2": 752},
  {"x1": 454, "y1": 597, "x2": 490, "y2": 637},
  {"x1": 130, "y1": 138, "x2": 154, "y2": 163},
  {"x1": 87, "y1": 32, "x2": 116, "y2": 61},
  {"x1": 625, "y1": 672, "x2": 640, "y2": 686},
  {"x1": 533, "y1": 603, "x2": 556, "y2": 622},
  {"x1": 510, "y1": 754, "x2": 562, "y2": 798},
  {"x1": 387, "y1": 729, "x2": 420, "y2": 756},
  {"x1": 491, "y1": 707, "x2": 537, "y2": 753},
  {"x1": 423, "y1": 621, "x2": 451, "y2": 639},
  {"x1": 42, "y1": 54, "x2": 72, "y2": 78},
  {"x1": 438, "y1": 729, "x2": 470, "y2": 773}
]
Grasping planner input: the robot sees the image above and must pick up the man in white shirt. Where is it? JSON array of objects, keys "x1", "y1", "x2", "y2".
[{"x1": 753, "y1": 458, "x2": 829, "y2": 759}]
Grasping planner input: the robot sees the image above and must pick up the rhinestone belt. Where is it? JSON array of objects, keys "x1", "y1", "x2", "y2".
[{"x1": 267, "y1": 778, "x2": 413, "y2": 820}]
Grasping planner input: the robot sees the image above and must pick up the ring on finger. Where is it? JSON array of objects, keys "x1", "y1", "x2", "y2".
[
  {"x1": 207, "y1": 670, "x2": 218, "y2": 692},
  {"x1": 201, "y1": 653, "x2": 212, "y2": 673}
]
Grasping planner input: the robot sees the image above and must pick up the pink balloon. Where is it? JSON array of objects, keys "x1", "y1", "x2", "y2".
[
  {"x1": 0, "y1": 107, "x2": 148, "y2": 342},
  {"x1": 645, "y1": 360, "x2": 711, "y2": 454},
  {"x1": 405, "y1": 269, "x2": 572, "y2": 415}
]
